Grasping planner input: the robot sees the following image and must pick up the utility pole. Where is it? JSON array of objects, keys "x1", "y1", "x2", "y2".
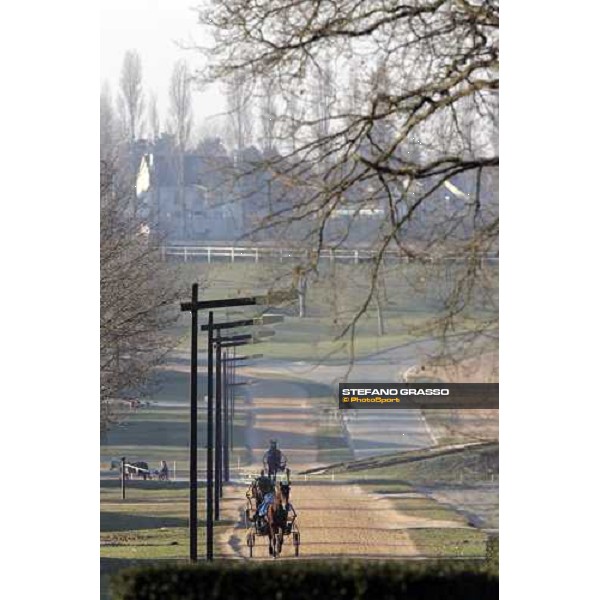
[
  {"x1": 189, "y1": 283, "x2": 198, "y2": 562},
  {"x1": 223, "y1": 349, "x2": 230, "y2": 482},
  {"x1": 206, "y1": 311, "x2": 214, "y2": 560},
  {"x1": 215, "y1": 333, "x2": 252, "y2": 510},
  {"x1": 215, "y1": 330, "x2": 222, "y2": 519}
]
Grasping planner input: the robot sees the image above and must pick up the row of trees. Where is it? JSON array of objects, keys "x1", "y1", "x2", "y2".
[{"x1": 101, "y1": 50, "x2": 194, "y2": 154}]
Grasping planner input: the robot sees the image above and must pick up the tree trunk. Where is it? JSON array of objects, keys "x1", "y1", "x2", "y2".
[
  {"x1": 375, "y1": 289, "x2": 385, "y2": 337},
  {"x1": 297, "y1": 276, "x2": 307, "y2": 318}
]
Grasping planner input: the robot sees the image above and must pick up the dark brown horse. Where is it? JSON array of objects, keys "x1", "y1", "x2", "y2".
[{"x1": 266, "y1": 484, "x2": 288, "y2": 557}]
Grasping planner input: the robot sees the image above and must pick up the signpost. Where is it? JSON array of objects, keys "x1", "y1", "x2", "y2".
[
  {"x1": 189, "y1": 284, "x2": 199, "y2": 561},
  {"x1": 180, "y1": 290, "x2": 291, "y2": 562},
  {"x1": 121, "y1": 456, "x2": 126, "y2": 500},
  {"x1": 206, "y1": 310, "x2": 214, "y2": 561}
]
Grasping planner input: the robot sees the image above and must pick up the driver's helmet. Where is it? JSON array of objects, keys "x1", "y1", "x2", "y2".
[{"x1": 269, "y1": 439, "x2": 277, "y2": 449}]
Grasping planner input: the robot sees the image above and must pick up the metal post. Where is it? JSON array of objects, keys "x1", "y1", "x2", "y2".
[
  {"x1": 189, "y1": 283, "x2": 198, "y2": 562},
  {"x1": 206, "y1": 311, "x2": 214, "y2": 561},
  {"x1": 230, "y1": 350, "x2": 234, "y2": 450},
  {"x1": 215, "y1": 331, "x2": 223, "y2": 517},
  {"x1": 121, "y1": 456, "x2": 126, "y2": 500},
  {"x1": 223, "y1": 349, "x2": 230, "y2": 482},
  {"x1": 232, "y1": 347, "x2": 236, "y2": 422}
]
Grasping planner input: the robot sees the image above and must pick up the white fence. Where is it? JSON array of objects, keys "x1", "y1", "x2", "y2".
[{"x1": 161, "y1": 244, "x2": 499, "y2": 265}]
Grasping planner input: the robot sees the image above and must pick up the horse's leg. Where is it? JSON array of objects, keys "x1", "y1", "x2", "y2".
[{"x1": 266, "y1": 510, "x2": 273, "y2": 555}]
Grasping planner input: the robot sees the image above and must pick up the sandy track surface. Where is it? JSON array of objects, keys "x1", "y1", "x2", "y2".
[
  {"x1": 216, "y1": 375, "x2": 447, "y2": 559},
  {"x1": 244, "y1": 379, "x2": 321, "y2": 471},
  {"x1": 217, "y1": 482, "x2": 423, "y2": 559}
]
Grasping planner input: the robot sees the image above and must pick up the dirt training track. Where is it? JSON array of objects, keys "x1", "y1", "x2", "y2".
[{"x1": 216, "y1": 375, "x2": 457, "y2": 559}]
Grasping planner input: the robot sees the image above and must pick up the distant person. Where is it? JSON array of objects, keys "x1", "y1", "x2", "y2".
[
  {"x1": 263, "y1": 439, "x2": 286, "y2": 478},
  {"x1": 159, "y1": 460, "x2": 169, "y2": 481}
]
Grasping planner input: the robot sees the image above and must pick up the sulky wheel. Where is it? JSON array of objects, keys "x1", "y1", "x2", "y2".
[{"x1": 293, "y1": 531, "x2": 300, "y2": 557}]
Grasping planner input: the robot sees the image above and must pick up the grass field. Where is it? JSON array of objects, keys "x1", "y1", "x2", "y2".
[
  {"x1": 314, "y1": 444, "x2": 498, "y2": 558},
  {"x1": 101, "y1": 482, "x2": 197, "y2": 560},
  {"x1": 408, "y1": 528, "x2": 489, "y2": 558},
  {"x1": 100, "y1": 363, "x2": 250, "y2": 598},
  {"x1": 171, "y1": 261, "x2": 498, "y2": 363},
  {"x1": 176, "y1": 261, "x2": 498, "y2": 318},
  {"x1": 100, "y1": 481, "x2": 192, "y2": 600},
  {"x1": 100, "y1": 480, "x2": 240, "y2": 600},
  {"x1": 101, "y1": 365, "x2": 252, "y2": 471},
  {"x1": 100, "y1": 370, "x2": 332, "y2": 564}
]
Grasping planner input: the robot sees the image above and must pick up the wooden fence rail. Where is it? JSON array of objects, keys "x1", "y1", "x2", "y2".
[{"x1": 160, "y1": 244, "x2": 499, "y2": 265}]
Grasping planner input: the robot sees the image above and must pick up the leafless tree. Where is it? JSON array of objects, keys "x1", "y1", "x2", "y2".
[
  {"x1": 292, "y1": 265, "x2": 310, "y2": 318},
  {"x1": 374, "y1": 280, "x2": 386, "y2": 337},
  {"x1": 168, "y1": 60, "x2": 194, "y2": 236},
  {"x1": 226, "y1": 70, "x2": 253, "y2": 152},
  {"x1": 195, "y1": 0, "x2": 498, "y2": 359},
  {"x1": 119, "y1": 49, "x2": 145, "y2": 143},
  {"x1": 259, "y1": 76, "x2": 278, "y2": 154},
  {"x1": 100, "y1": 155, "x2": 181, "y2": 431},
  {"x1": 100, "y1": 82, "x2": 118, "y2": 160},
  {"x1": 312, "y1": 55, "x2": 336, "y2": 144},
  {"x1": 284, "y1": 88, "x2": 306, "y2": 153},
  {"x1": 168, "y1": 60, "x2": 194, "y2": 151},
  {"x1": 148, "y1": 91, "x2": 161, "y2": 142}
]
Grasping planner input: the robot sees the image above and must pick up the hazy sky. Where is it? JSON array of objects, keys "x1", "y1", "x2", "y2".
[{"x1": 100, "y1": 0, "x2": 225, "y2": 134}]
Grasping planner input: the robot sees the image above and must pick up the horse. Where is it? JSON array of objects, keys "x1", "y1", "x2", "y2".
[
  {"x1": 266, "y1": 483, "x2": 288, "y2": 557},
  {"x1": 125, "y1": 461, "x2": 150, "y2": 480},
  {"x1": 109, "y1": 459, "x2": 151, "y2": 479}
]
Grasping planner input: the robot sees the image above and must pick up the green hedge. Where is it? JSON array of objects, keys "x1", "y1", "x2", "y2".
[{"x1": 111, "y1": 560, "x2": 498, "y2": 600}]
